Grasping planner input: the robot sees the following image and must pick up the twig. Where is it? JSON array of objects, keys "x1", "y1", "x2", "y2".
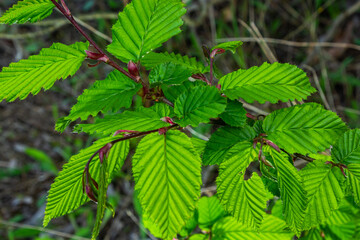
[
  {"x1": 125, "y1": 210, "x2": 157, "y2": 240},
  {"x1": 49, "y1": 0, "x2": 138, "y2": 83},
  {"x1": 216, "y1": 37, "x2": 360, "y2": 52},
  {"x1": 240, "y1": 101, "x2": 269, "y2": 116},
  {"x1": 74, "y1": 17, "x2": 112, "y2": 42},
  {"x1": 302, "y1": 65, "x2": 331, "y2": 110},
  {"x1": 185, "y1": 126, "x2": 209, "y2": 141},
  {"x1": 0, "y1": 219, "x2": 90, "y2": 240},
  {"x1": 337, "y1": 106, "x2": 360, "y2": 116},
  {"x1": 238, "y1": 20, "x2": 277, "y2": 63}
]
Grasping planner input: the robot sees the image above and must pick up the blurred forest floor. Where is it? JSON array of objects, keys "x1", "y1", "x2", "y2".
[{"x1": 0, "y1": 0, "x2": 360, "y2": 239}]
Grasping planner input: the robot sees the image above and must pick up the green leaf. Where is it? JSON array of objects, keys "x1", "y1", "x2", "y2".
[
  {"x1": 161, "y1": 80, "x2": 207, "y2": 102},
  {"x1": 132, "y1": 131, "x2": 202, "y2": 239},
  {"x1": 43, "y1": 137, "x2": 129, "y2": 227},
  {"x1": 331, "y1": 129, "x2": 360, "y2": 205},
  {"x1": 212, "y1": 41, "x2": 243, "y2": 54},
  {"x1": 217, "y1": 142, "x2": 267, "y2": 229},
  {"x1": 149, "y1": 62, "x2": 192, "y2": 87},
  {"x1": 212, "y1": 215, "x2": 294, "y2": 240},
  {"x1": 141, "y1": 52, "x2": 209, "y2": 73},
  {"x1": 268, "y1": 148, "x2": 307, "y2": 235},
  {"x1": 263, "y1": 103, "x2": 348, "y2": 154},
  {"x1": 76, "y1": 104, "x2": 171, "y2": 136},
  {"x1": 203, "y1": 125, "x2": 256, "y2": 165},
  {"x1": 346, "y1": 164, "x2": 360, "y2": 205},
  {"x1": 219, "y1": 100, "x2": 247, "y2": 127},
  {"x1": 332, "y1": 129, "x2": 360, "y2": 165},
  {"x1": 0, "y1": 42, "x2": 89, "y2": 102},
  {"x1": 191, "y1": 138, "x2": 207, "y2": 157},
  {"x1": 219, "y1": 62, "x2": 317, "y2": 103},
  {"x1": 300, "y1": 228, "x2": 323, "y2": 240},
  {"x1": 179, "y1": 210, "x2": 198, "y2": 237},
  {"x1": 91, "y1": 155, "x2": 110, "y2": 240},
  {"x1": 300, "y1": 159, "x2": 344, "y2": 230},
  {"x1": 197, "y1": 196, "x2": 225, "y2": 230},
  {"x1": 107, "y1": 0, "x2": 186, "y2": 63},
  {"x1": 55, "y1": 70, "x2": 142, "y2": 132},
  {"x1": 0, "y1": 0, "x2": 55, "y2": 24},
  {"x1": 324, "y1": 201, "x2": 357, "y2": 240},
  {"x1": 174, "y1": 86, "x2": 227, "y2": 127},
  {"x1": 189, "y1": 234, "x2": 209, "y2": 240}
]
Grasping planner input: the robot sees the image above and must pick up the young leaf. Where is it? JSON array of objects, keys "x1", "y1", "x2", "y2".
[
  {"x1": 197, "y1": 196, "x2": 225, "y2": 230},
  {"x1": 148, "y1": 62, "x2": 192, "y2": 87},
  {"x1": 332, "y1": 129, "x2": 360, "y2": 165},
  {"x1": 218, "y1": 62, "x2": 317, "y2": 103},
  {"x1": 132, "y1": 131, "x2": 202, "y2": 239},
  {"x1": 212, "y1": 215, "x2": 294, "y2": 240},
  {"x1": 219, "y1": 100, "x2": 247, "y2": 127},
  {"x1": 0, "y1": 42, "x2": 89, "y2": 102},
  {"x1": 203, "y1": 125, "x2": 256, "y2": 165},
  {"x1": 263, "y1": 103, "x2": 348, "y2": 154},
  {"x1": 43, "y1": 138, "x2": 129, "y2": 227},
  {"x1": 141, "y1": 52, "x2": 209, "y2": 73},
  {"x1": 331, "y1": 129, "x2": 360, "y2": 205},
  {"x1": 346, "y1": 165, "x2": 360, "y2": 205},
  {"x1": 55, "y1": 70, "x2": 142, "y2": 132},
  {"x1": 324, "y1": 201, "x2": 357, "y2": 239},
  {"x1": 217, "y1": 142, "x2": 267, "y2": 229},
  {"x1": 191, "y1": 138, "x2": 207, "y2": 157},
  {"x1": 0, "y1": 0, "x2": 55, "y2": 24},
  {"x1": 107, "y1": 0, "x2": 186, "y2": 63},
  {"x1": 300, "y1": 159, "x2": 344, "y2": 230},
  {"x1": 92, "y1": 155, "x2": 110, "y2": 240},
  {"x1": 268, "y1": 148, "x2": 307, "y2": 235},
  {"x1": 179, "y1": 210, "x2": 198, "y2": 237},
  {"x1": 211, "y1": 41, "x2": 243, "y2": 54},
  {"x1": 174, "y1": 86, "x2": 227, "y2": 127},
  {"x1": 162, "y1": 80, "x2": 207, "y2": 102},
  {"x1": 76, "y1": 105, "x2": 171, "y2": 136}
]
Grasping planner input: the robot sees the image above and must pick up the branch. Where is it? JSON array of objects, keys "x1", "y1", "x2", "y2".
[{"x1": 50, "y1": 0, "x2": 139, "y2": 83}]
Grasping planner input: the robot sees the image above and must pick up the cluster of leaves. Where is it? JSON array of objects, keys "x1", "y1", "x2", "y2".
[{"x1": 1, "y1": 0, "x2": 360, "y2": 240}]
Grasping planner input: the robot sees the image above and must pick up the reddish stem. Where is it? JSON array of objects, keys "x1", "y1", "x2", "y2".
[{"x1": 50, "y1": 0, "x2": 139, "y2": 83}]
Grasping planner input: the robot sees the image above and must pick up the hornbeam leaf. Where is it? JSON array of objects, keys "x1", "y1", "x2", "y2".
[
  {"x1": 218, "y1": 62, "x2": 316, "y2": 103},
  {"x1": 132, "y1": 131, "x2": 202, "y2": 239},
  {"x1": 55, "y1": 70, "x2": 142, "y2": 132},
  {"x1": 161, "y1": 80, "x2": 207, "y2": 102},
  {"x1": 217, "y1": 141, "x2": 267, "y2": 229},
  {"x1": 346, "y1": 165, "x2": 360, "y2": 206},
  {"x1": 219, "y1": 100, "x2": 247, "y2": 127},
  {"x1": 203, "y1": 125, "x2": 256, "y2": 165},
  {"x1": 107, "y1": 0, "x2": 186, "y2": 63},
  {"x1": 142, "y1": 52, "x2": 209, "y2": 73},
  {"x1": 0, "y1": 0, "x2": 55, "y2": 24},
  {"x1": 300, "y1": 159, "x2": 344, "y2": 230},
  {"x1": 91, "y1": 154, "x2": 110, "y2": 240},
  {"x1": 212, "y1": 215, "x2": 294, "y2": 240},
  {"x1": 174, "y1": 86, "x2": 227, "y2": 127},
  {"x1": 263, "y1": 103, "x2": 348, "y2": 154},
  {"x1": 43, "y1": 137, "x2": 129, "y2": 227},
  {"x1": 212, "y1": 41, "x2": 243, "y2": 54},
  {"x1": 149, "y1": 62, "x2": 192, "y2": 87},
  {"x1": 0, "y1": 42, "x2": 89, "y2": 102},
  {"x1": 332, "y1": 129, "x2": 360, "y2": 165},
  {"x1": 197, "y1": 196, "x2": 225, "y2": 230},
  {"x1": 268, "y1": 148, "x2": 307, "y2": 235},
  {"x1": 76, "y1": 104, "x2": 171, "y2": 136},
  {"x1": 331, "y1": 129, "x2": 360, "y2": 205}
]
